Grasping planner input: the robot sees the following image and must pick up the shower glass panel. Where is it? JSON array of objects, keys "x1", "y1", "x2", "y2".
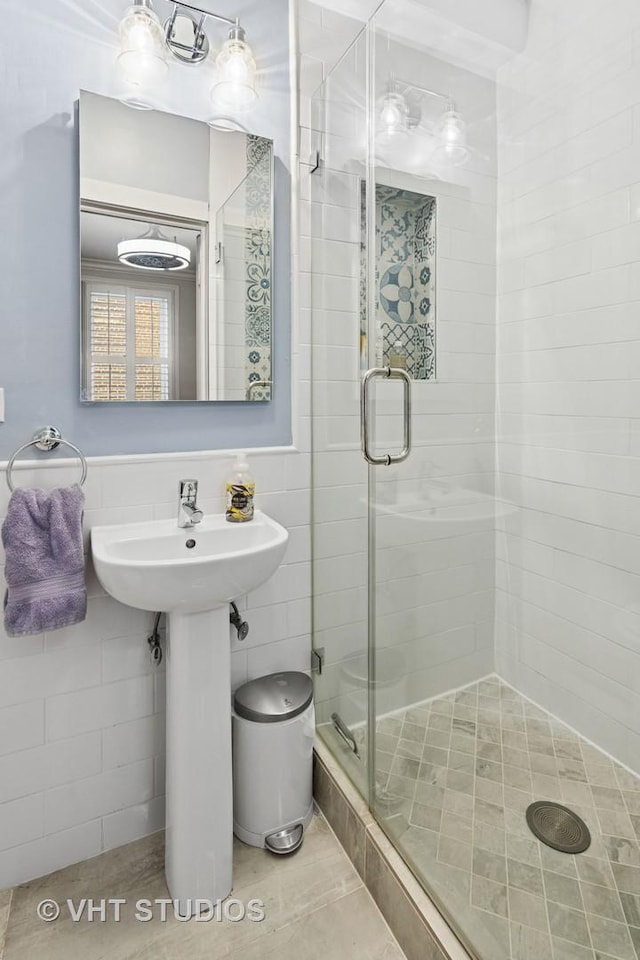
[{"x1": 310, "y1": 30, "x2": 370, "y2": 800}]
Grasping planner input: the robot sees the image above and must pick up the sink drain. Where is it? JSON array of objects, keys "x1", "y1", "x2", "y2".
[{"x1": 526, "y1": 801, "x2": 591, "y2": 854}]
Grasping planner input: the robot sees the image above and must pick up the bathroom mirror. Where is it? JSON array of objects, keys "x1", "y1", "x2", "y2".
[
  {"x1": 361, "y1": 183, "x2": 436, "y2": 380},
  {"x1": 79, "y1": 91, "x2": 273, "y2": 402}
]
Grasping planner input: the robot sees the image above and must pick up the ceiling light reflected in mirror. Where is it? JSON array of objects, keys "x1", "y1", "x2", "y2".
[{"x1": 117, "y1": 227, "x2": 192, "y2": 271}]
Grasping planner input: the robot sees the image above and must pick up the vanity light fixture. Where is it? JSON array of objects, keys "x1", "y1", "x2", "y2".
[
  {"x1": 383, "y1": 77, "x2": 470, "y2": 167},
  {"x1": 117, "y1": 0, "x2": 259, "y2": 112},
  {"x1": 117, "y1": 227, "x2": 191, "y2": 271}
]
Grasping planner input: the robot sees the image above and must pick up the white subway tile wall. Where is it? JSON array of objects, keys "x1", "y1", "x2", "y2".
[
  {"x1": 0, "y1": 448, "x2": 310, "y2": 886},
  {"x1": 495, "y1": 0, "x2": 640, "y2": 773}
]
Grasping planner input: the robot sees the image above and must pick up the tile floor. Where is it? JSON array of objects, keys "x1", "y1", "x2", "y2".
[
  {"x1": 366, "y1": 677, "x2": 640, "y2": 960},
  {"x1": 0, "y1": 811, "x2": 406, "y2": 960}
]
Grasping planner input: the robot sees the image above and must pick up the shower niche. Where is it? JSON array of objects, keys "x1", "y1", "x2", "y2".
[{"x1": 361, "y1": 184, "x2": 436, "y2": 380}]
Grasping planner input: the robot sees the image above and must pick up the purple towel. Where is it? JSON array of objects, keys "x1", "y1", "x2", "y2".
[{"x1": 2, "y1": 484, "x2": 87, "y2": 637}]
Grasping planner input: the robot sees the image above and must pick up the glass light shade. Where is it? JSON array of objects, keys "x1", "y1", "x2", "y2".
[
  {"x1": 207, "y1": 116, "x2": 246, "y2": 133},
  {"x1": 437, "y1": 108, "x2": 469, "y2": 165},
  {"x1": 117, "y1": 3, "x2": 168, "y2": 109},
  {"x1": 379, "y1": 91, "x2": 408, "y2": 137},
  {"x1": 210, "y1": 36, "x2": 258, "y2": 112}
]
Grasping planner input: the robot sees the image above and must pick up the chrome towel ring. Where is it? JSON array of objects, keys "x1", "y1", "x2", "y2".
[{"x1": 6, "y1": 427, "x2": 88, "y2": 492}]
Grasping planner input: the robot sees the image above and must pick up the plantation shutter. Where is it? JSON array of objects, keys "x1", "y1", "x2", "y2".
[
  {"x1": 86, "y1": 282, "x2": 174, "y2": 401},
  {"x1": 134, "y1": 293, "x2": 171, "y2": 401},
  {"x1": 89, "y1": 289, "x2": 127, "y2": 401}
]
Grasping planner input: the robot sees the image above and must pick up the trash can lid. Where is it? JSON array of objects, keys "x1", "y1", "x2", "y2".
[{"x1": 234, "y1": 671, "x2": 313, "y2": 723}]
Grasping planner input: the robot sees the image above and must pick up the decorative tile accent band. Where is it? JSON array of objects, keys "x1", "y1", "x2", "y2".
[{"x1": 244, "y1": 134, "x2": 272, "y2": 400}]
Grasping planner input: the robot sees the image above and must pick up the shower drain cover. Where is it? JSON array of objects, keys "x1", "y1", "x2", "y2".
[{"x1": 526, "y1": 801, "x2": 591, "y2": 854}]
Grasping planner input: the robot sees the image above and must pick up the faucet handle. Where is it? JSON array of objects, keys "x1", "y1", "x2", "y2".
[{"x1": 179, "y1": 479, "x2": 198, "y2": 501}]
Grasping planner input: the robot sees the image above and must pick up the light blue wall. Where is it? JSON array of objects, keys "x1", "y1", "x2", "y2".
[{"x1": 0, "y1": 0, "x2": 292, "y2": 459}]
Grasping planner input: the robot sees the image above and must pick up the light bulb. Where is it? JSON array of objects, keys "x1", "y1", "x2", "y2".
[
  {"x1": 437, "y1": 107, "x2": 469, "y2": 165},
  {"x1": 211, "y1": 26, "x2": 258, "y2": 113},
  {"x1": 379, "y1": 91, "x2": 408, "y2": 137},
  {"x1": 117, "y1": 1, "x2": 168, "y2": 109},
  {"x1": 441, "y1": 110, "x2": 464, "y2": 144}
]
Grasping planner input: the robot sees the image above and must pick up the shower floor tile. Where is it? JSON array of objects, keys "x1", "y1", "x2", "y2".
[{"x1": 372, "y1": 678, "x2": 640, "y2": 960}]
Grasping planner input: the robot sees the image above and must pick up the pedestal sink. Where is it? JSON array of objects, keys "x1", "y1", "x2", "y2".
[{"x1": 91, "y1": 510, "x2": 288, "y2": 910}]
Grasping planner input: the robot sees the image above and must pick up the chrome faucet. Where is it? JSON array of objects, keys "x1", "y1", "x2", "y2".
[{"x1": 177, "y1": 479, "x2": 203, "y2": 528}]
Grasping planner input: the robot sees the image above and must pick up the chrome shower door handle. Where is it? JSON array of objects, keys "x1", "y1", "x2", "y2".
[{"x1": 361, "y1": 366, "x2": 412, "y2": 466}]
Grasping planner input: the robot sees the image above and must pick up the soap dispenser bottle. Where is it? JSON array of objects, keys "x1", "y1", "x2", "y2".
[
  {"x1": 226, "y1": 452, "x2": 255, "y2": 523},
  {"x1": 389, "y1": 339, "x2": 408, "y2": 370}
]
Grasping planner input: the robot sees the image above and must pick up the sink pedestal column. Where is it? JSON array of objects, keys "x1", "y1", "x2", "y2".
[{"x1": 165, "y1": 606, "x2": 233, "y2": 911}]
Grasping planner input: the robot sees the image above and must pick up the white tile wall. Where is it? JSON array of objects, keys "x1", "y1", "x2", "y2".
[
  {"x1": 495, "y1": 0, "x2": 640, "y2": 774},
  {"x1": 0, "y1": 444, "x2": 310, "y2": 890}
]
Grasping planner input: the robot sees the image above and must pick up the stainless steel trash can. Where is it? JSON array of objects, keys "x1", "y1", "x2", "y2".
[{"x1": 232, "y1": 671, "x2": 315, "y2": 854}]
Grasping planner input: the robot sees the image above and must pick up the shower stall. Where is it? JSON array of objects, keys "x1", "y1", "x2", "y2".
[{"x1": 308, "y1": 1, "x2": 640, "y2": 958}]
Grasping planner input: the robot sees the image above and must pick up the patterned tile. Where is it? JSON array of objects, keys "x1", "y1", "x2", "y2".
[
  {"x1": 360, "y1": 184, "x2": 436, "y2": 380},
  {"x1": 367, "y1": 677, "x2": 640, "y2": 960},
  {"x1": 243, "y1": 135, "x2": 272, "y2": 398},
  {"x1": 381, "y1": 320, "x2": 434, "y2": 380}
]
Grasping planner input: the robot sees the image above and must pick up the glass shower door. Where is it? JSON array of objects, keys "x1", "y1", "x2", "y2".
[
  {"x1": 366, "y1": 4, "x2": 500, "y2": 957},
  {"x1": 310, "y1": 29, "x2": 371, "y2": 799}
]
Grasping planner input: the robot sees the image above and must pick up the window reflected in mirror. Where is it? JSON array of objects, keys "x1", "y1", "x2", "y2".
[{"x1": 82, "y1": 212, "x2": 202, "y2": 401}]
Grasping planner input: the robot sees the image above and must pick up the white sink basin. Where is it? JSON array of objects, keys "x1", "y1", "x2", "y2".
[
  {"x1": 370, "y1": 487, "x2": 515, "y2": 525},
  {"x1": 91, "y1": 510, "x2": 288, "y2": 613},
  {"x1": 89, "y1": 508, "x2": 289, "y2": 912}
]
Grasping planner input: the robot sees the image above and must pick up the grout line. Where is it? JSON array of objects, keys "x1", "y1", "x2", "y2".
[
  {"x1": 362, "y1": 673, "x2": 498, "y2": 729},
  {"x1": 468, "y1": 681, "x2": 484, "y2": 947},
  {"x1": 495, "y1": 673, "x2": 640, "y2": 781}
]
